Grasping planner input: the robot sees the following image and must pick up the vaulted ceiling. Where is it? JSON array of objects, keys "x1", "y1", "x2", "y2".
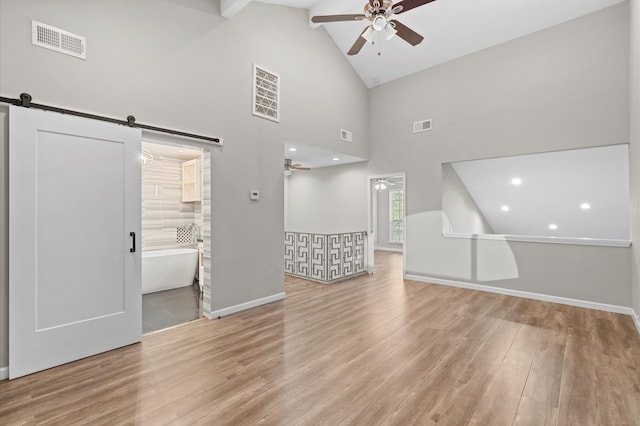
[
  {"x1": 223, "y1": 0, "x2": 625, "y2": 88},
  {"x1": 222, "y1": 0, "x2": 627, "y2": 169},
  {"x1": 448, "y1": 145, "x2": 630, "y2": 242}
]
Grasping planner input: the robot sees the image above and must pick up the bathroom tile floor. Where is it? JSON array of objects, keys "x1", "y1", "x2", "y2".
[{"x1": 142, "y1": 284, "x2": 202, "y2": 334}]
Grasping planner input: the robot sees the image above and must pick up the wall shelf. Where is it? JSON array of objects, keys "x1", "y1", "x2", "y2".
[{"x1": 182, "y1": 158, "x2": 201, "y2": 203}]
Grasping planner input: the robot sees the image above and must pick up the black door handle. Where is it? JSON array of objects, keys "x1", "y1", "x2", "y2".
[{"x1": 130, "y1": 232, "x2": 136, "y2": 253}]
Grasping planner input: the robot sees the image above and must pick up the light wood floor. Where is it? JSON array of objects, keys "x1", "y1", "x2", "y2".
[{"x1": 2, "y1": 251, "x2": 640, "y2": 425}]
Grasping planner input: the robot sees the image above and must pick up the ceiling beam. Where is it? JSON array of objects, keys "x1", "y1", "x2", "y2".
[{"x1": 221, "y1": 0, "x2": 253, "y2": 19}]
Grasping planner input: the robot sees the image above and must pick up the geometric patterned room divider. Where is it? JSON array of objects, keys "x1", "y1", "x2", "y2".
[{"x1": 284, "y1": 231, "x2": 367, "y2": 283}]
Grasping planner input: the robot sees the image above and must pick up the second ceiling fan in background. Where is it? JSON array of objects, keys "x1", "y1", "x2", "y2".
[{"x1": 311, "y1": 0, "x2": 437, "y2": 55}]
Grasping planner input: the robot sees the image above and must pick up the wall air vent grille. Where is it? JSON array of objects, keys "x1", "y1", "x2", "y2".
[
  {"x1": 341, "y1": 129, "x2": 353, "y2": 143},
  {"x1": 252, "y1": 64, "x2": 280, "y2": 122},
  {"x1": 413, "y1": 119, "x2": 432, "y2": 133},
  {"x1": 32, "y1": 21, "x2": 86, "y2": 59}
]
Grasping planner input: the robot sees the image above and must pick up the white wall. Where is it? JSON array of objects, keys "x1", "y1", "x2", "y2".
[
  {"x1": 370, "y1": 3, "x2": 630, "y2": 306},
  {"x1": 287, "y1": 3, "x2": 632, "y2": 307},
  {"x1": 0, "y1": 107, "x2": 8, "y2": 369},
  {"x1": 630, "y1": 0, "x2": 640, "y2": 317},
  {"x1": 371, "y1": 3, "x2": 631, "y2": 305},
  {"x1": 285, "y1": 162, "x2": 368, "y2": 234},
  {"x1": 0, "y1": 0, "x2": 369, "y2": 366},
  {"x1": 441, "y1": 163, "x2": 493, "y2": 235},
  {"x1": 375, "y1": 182, "x2": 404, "y2": 250},
  {"x1": 376, "y1": 187, "x2": 392, "y2": 246}
]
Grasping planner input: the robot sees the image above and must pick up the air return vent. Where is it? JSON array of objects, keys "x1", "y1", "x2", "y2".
[
  {"x1": 413, "y1": 119, "x2": 432, "y2": 133},
  {"x1": 32, "y1": 21, "x2": 86, "y2": 59},
  {"x1": 252, "y1": 64, "x2": 280, "y2": 122},
  {"x1": 341, "y1": 129, "x2": 353, "y2": 143}
]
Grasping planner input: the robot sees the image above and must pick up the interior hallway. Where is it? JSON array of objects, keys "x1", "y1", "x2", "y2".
[{"x1": 1, "y1": 251, "x2": 639, "y2": 424}]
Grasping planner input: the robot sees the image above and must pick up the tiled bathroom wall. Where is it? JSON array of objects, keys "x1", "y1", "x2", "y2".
[{"x1": 142, "y1": 149, "x2": 203, "y2": 251}]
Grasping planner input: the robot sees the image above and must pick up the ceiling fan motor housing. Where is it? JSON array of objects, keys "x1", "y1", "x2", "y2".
[
  {"x1": 365, "y1": 0, "x2": 394, "y2": 33},
  {"x1": 365, "y1": 0, "x2": 393, "y2": 18}
]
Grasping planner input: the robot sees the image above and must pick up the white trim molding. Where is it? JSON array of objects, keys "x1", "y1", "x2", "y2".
[
  {"x1": 405, "y1": 274, "x2": 635, "y2": 316},
  {"x1": 633, "y1": 310, "x2": 640, "y2": 335},
  {"x1": 442, "y1": 232, "x2": 631, "y2": 248},
  {"x1": 208, "y1": 292, "x2": 285, "y2": 319},
  {"x1": 375, "y1": 246, "x2": 404, "y2": 253},
  {"x1": 0, "y1": 366, "x2": 8, "y2": 381}
]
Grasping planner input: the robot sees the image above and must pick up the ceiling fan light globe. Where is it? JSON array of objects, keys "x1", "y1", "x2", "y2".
[
  {"x1": 372, "y1": 15, "x2": 387, "y2": 31},
  {"x1": 383, "y1": 23, "x2": 397, "y2": 40},
  {"x1": 362, "y1": 26, "x2": 375, "y2": 43}
]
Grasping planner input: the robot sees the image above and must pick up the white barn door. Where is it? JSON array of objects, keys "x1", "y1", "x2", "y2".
[{"x1": 9, "y1": 106, "x2": 142, "y2": 379}]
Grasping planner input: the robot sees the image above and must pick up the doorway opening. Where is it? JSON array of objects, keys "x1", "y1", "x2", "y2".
[
  {"x1": 368, "y1": 173, "x2": 406, "y2": 275},
  {"x1": 141, "y1": 138, "x2": 212, "y2": 334}
]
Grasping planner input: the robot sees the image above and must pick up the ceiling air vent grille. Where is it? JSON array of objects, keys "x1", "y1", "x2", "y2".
[
  {"x1": 32, "y1": 21, "x2": 86, "y2": 59},
  {"x1": 252, "y1": 64, "x2": 280, "y2": 122},
  {"x1": 341, "y1": 129, "x2": 353, "y2": 143},
  {"x1": 413, "y1": 119, "x2": 432, "y2": 133}
]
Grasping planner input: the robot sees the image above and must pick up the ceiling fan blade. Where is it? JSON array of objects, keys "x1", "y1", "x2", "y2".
[
  {"x1": 311, "y1": 14, "x2": 366, "y2": 23},
  {"x1": 347, "y1": 27, "x2": 369, "y2": 56},
  {"x1": 390, "y1": 20, "x2": 424, "y2": 46},
  {"x1": 392, "y1": 0, "x2": 437, "y2": 14}
]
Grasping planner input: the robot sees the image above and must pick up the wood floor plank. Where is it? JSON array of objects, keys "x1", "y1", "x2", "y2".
[
  {"x1": 334, "y1": 327, "x2": 461, "y2": 425},
  {"x1": 512, "y1": 396, "x2": 558, "y2": 426},
  {"x1": 379, "y1": 335, "x2": 490, "y2": 425},
  {"x1": 1, "y1": 251, "x2": 639, "y2": 425},
  {"x1": 464, "y1": 323, "x2": 537, "y2": 426},
  {"x1": 556, "y1": 335, "x2": 600, "y2": 426},
  {"x1": 593, "y1": 352, "x2": 640, "y2": 425},
  {"x1": 512, "y1": 336, "x2": 565, "y2": 426}
]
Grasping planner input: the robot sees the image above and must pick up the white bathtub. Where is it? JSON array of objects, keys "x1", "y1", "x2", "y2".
[{"x1": 142, "y1": 248, "x2": 198, "y2": 294}]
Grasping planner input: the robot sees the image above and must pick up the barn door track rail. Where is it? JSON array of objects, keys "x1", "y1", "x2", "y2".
[{"x1": 0, "y1": 93, "x2": 223, "y2": 146}]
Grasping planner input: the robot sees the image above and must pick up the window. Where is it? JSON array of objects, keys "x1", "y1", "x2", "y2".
[{"x1": 389, "y1": 190, "x2": 404, "y2": 243}]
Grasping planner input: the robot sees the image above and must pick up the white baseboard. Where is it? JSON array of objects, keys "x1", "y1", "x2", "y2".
[
  {"x1": 405, "y1": 274, "x2": 635, "y2": 316},
  {"x1": 633, "y1": 310, "x2": 640, "y2": 335},
  {"x1": 0, "y1": 366, "x2": 8, "y2": 381},
  {"x1": 208, "y1": 292, "x2": 286, "y2": 318},
  {"x1": 375, "y1": 246, "x2": 404, "y2": 253}
]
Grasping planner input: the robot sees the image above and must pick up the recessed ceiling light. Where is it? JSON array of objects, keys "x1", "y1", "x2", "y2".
[
  {"x1": 332, "y1": 157, "x2": 340, "y2": 161},
  {"x1": 511, "y1": 177, "x2": 522, "y2": 186},
  {"x1": 501, "y1": 205, "x2": 510, "y2": 212},
  {"x1": 177, "y1": 148, "x2": 184, "y2": 153},
  {"x1": 549, "y1": 224, "x2": 558, "y2": 230},
  {"x1": 288, "y1": 147, "x2": 297, "y2": 152},
  {"x1": 580, "y1": 203, "x2": 591, "y2": 210}
]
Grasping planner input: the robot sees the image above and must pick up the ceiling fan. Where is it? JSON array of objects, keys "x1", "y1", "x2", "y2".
[
  {"x1": 373, "y1": 178, "x2": 395, "y2": 190},
  {"x1": 285, "y1": 158, "x2": 311, "y2": 172},
  {"x1": 311, "y1": 0, "x2": 436, "y2": 56}
]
